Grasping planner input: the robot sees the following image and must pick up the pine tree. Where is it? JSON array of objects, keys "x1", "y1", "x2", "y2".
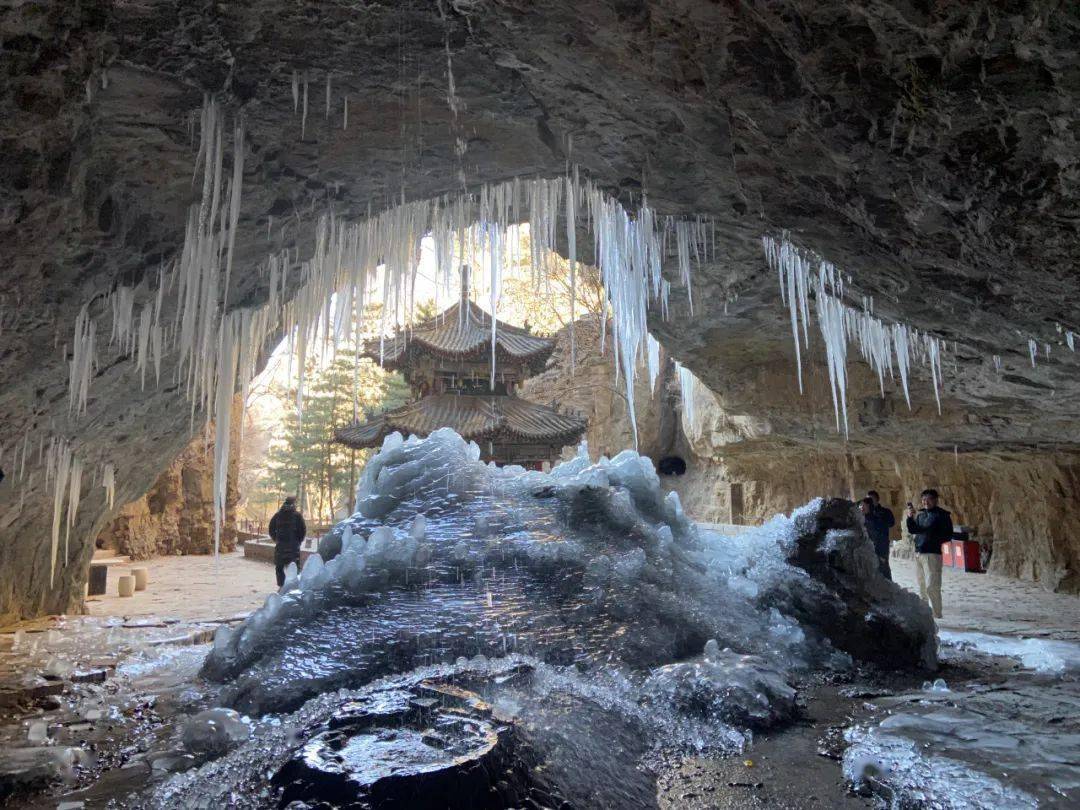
[{"x1": 261, "y1": 346, "x2": 408, "y2": 525}]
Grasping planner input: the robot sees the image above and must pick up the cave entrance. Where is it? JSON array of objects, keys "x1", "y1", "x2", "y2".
[{"x1": 657, "y1": 455, "x2": 687, "y2": 476}]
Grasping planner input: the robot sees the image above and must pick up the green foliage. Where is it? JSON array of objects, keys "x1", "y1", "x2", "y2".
[{"x1": 259, "y1": 345, "x2": 409, "y2": 524}]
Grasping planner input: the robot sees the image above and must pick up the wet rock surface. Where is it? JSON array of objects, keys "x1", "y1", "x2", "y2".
[{"x1": 273, "y1": 677, "x2": 548, "y2": 810}]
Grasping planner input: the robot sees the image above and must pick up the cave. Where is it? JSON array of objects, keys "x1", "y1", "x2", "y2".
[
  {"x1": 656, "y1": 456, "x2": 686, "y2": 476},
  {"x1": 1, "y1": 2, "x2": 1079, "y2": 807}
]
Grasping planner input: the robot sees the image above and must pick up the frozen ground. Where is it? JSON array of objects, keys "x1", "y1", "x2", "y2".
[{"x1": 841, "y1": 559, "x2": 1080, "y2": 808}]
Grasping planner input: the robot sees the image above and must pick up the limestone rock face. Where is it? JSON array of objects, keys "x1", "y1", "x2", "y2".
[
  {"x1": 533, "y1": 316, "x2": 1080, "y2": 594},
  {"x1": 520, "y1": 315, "x2": 677, "y2": 462},
  {"x1": 2, "y1": 2, "x2": 1080, "y2": 617},
  {"x1": 95, "y1": 405, "x2": 241, "y2": 559},
  {"x1": 675, "y1": 382, "x2": 1080, "y2": 594}
]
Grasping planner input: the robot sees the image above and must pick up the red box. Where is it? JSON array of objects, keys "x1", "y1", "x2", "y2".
[
  {"x1": 941, "y1": 542, "x2": 954, "y2": 567},
  {"x1": 951, "y1": 540, "x2": 984, "y2": 573}
]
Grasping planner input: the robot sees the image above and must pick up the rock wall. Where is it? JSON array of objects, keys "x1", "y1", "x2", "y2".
[
  {"x1": 674, "y1": 385, "x2": 1080, "y2": 594},
  {"x1": 95, "y1": 398, "x2": 242, "y2": 560},
  {"x1": 520, "y1": 315, "x2": 678, "y2": 462},
  {"x1": 532, "y1": 318, "x2": 1080, "y2": 594}
]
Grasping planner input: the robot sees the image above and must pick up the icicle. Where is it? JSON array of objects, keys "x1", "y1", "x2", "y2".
[
  {"x1": 223, "y1": 118, "x2": 245, "y2": 310},
  {"x1": 927, "y1": 336, "x2": 942, "y2": 415},
  {"x1": 68, "y1": 304, "x2": 96, "y2": 417},
  {"x1": 292, "y1": 71, "x2": 299, "y2": 113},
  {"x1": 676, "y1": 362, "x2": 698, "y2": 435},
  {"x1": 102, "y1": 463, "x2": 115, "y2": 511},
  {"x1": 565, "y1": 174, "x2": 577, "y2": 372},
  {"x1": 1028, "y1": 338, "x2": 1038, "y2": 367},
  {"x1": 646, "y1": 334, "x2": 661, "y2": 394},
  {"x1": 65, "y1": 457, "x2": 83, "y2": 563},
  {"x1": 49, "y1": 441, "x2": 72, "y2": 586},
  {"x1": 301, "y1": 74, "x2": 309, "y2": 139},
  {"x1": 1067, "y1": 330, "x2": 1075, "y2": 351},
  {"x1": 212, "y1": 315, "x2": 240, "y2": 556}
]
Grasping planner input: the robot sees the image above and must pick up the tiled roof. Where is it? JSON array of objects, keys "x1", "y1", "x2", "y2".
[
  {"x1": 334, "y1": 394, "x2": 586, "y2": 449},
  {"x1": 361, "y1": 300, "x2": 554, "y2": 368}
]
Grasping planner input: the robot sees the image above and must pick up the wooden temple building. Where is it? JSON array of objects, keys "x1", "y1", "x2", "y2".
[{"x1": 334, "y1": 270, "x2": 587, "y2": 468}]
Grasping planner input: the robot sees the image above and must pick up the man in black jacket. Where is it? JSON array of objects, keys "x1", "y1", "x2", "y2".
[
  {"x1": 905, "y1": 488, "x2": 952, "y2": 619},
  {"x1": 864, "y1": 490, "x2": 897, "y2": 579},
  {"x1": 268, "y1": 496, "x2": 306, "y2": 588}
]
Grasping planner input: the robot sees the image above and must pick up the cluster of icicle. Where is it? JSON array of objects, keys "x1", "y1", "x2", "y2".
[
  {"x1": 254, "y1": 168, "x2": 710, "y2": 454},
  {"x1": 674, "y1": 360, "x2": 701, "y2": 434},
  {"x1": 63, "y1": 96, "x2": 708, "y2": 564},
  {"x1": 0, "y1": 432, "x2": 114, "y2": 585},
  {"x1": 762, "y1": 234, "x2": 945, "y2": 437}
]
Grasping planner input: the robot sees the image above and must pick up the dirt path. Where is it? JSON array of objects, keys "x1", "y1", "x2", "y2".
[
  {"x1": 891, "y1": 556, "x2": 1080, "y2": 640},
  {"x1": 84, "y1": 549, "x2": 275, "y2": 622}
]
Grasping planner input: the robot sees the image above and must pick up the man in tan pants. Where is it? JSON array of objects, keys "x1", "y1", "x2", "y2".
[{"x1": 905, "y1": 489, "x2": 953, "y2": 619}]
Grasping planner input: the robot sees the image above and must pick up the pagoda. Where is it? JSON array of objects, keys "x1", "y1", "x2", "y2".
[{"x1": 334, "y1": 268, "x2": 586, "y2": 468}]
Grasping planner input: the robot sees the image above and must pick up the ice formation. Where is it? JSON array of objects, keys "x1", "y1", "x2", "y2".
[
  {"x1": 62, "y1": 92, "x2": 710, "y2": 556},
  {"x1": 181, "y1": 708, "x2": 253, "y2": 757},
  {"x1": 674, "y1": 360, "x2": 705, "y2": 436},
  {"x1": 844, "y1": 661, "x2": 1080, "y2": 808},
  {"x1": 205, "y1": 429, "x2": 934, "y2": 721},
  {"x1": 939, "y1": 629, "x2": 1080, "y2": 674},
  {"x1": 845, "y1": 722, "x2": 1039, "y2": 809},
  {"x1": 159, "y1": 430, "x2": 936, "y2": 807},
  {"x1": 763, "y1": 234, "x2": 946, "y2": 434}
]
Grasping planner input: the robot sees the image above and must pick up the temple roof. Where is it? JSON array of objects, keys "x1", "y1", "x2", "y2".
[
  {"x1": 334, "y1": 394, "x2": 587, "y2": 450},
  {"x1": 361, "y1": 300, "x2": 555, "y2": 372}
]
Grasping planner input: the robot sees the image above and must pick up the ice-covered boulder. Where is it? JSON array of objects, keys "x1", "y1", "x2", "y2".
[
  {"x1": 203, "y1": 430, "x2": 934, "y2": 720},
  {"x1": 769, "y1": 498, "x2": 937, "y2": 670},
  {"x1": 181, "y1": 708, "x2": 252, "y2": 757},
  {"x1": 642, "y1": 641, "x2": 797, "y2": 730}
]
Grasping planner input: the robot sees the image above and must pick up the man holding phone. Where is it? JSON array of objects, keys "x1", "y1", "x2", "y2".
[{"x1": 905, "y1": 488, "x2": 953, "y2": 619}]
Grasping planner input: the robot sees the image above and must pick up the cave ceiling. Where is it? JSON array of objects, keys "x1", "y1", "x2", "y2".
[{"x1": 1, "y1": 0, "x2": 1080, "y2": 613}]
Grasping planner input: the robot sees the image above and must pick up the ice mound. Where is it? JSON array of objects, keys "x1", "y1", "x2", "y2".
[
  {"x1": 940, "y1": 630, "x2": 1080, "y2": 674},
  {"x1": 204, "y1": 429, "x2": 934, "y2": 734},
  {"x1": 642, "y1": 641, "x2": 797, "y2": 730},
  {"x1": 181, "y1": 708, "x2": 252, "y2": 757}
]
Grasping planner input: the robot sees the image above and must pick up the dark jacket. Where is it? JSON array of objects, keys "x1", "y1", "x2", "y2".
[
  {"x1": 905, "y1": 506, "x2": 953, "y2": 554},
  {"x1": 269, "y1": 505, "x2": 306, "y2": 562},
  {"x1": 864, "y1": 505, "x2": 895, "y2": 558}
]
